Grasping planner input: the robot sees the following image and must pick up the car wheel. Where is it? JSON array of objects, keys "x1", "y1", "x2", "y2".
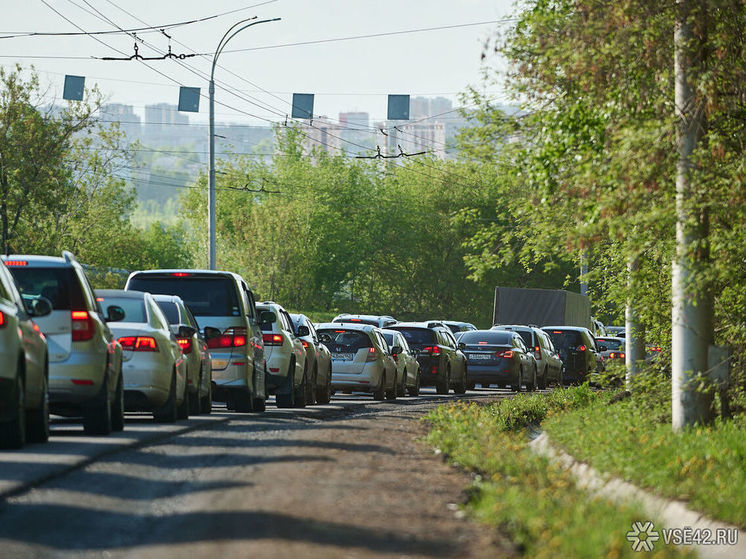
[
  {"x1": 407, "y1": 372, "x2": 420, "y2": 397},
  {"x1": 385, "y1": 369, "x2": 398, "y2": 400},
  {"x1": 200, "y1": 371, "x2": 213, "y2": 414},
  {"x1": 537, "y1": 367, "x2": 547, "y2": 390},
  {"x1": 294, "y1": 368, "x2": 308, "y2": 408},
  {"x1": 453, "y1": 365, "x2": 467, "y2": 394},
  {"x1": 315, "y1": 363, "x2": 332, "y2": 404},
  {"x1": 305, "y1": 365, "x2": 316, "y2": 405},
  {"x1": 83, "y1": 373, "x2": 112, "y2": 435},
  {"x1": 177, "y1": 376, "x2": 190, "y2": 420},
  {"x1": 372, "y1": 373, "x2": 385, "y2": 400},
  {"x1": 153, "y1": 372, "x2": 178, "y2": 423},
  {"x1": 26, "y1": 368, "x2": 50, "y2": 444},
  {"x1": 251, "y1": 365, "x2": 267, "y2": 413},
  {"x1": 512, "y1": 369, "x2": 522, "y2": 393},
  {"x1": 110, "y1": 370, "x2": 125, "y2": 432},
  {"x1": 528, "y1": 366, "x2": 538, "y2": 392},
  {"x1": 436, "y1": 368, "x2": 450, "y2": 395},
  {"x1": 396, "y1": 369, "x2": 406, "y2": 397},
  {"x1": 276, "y1": 362, "x2": 296, "y2": 408},
  {"x1": 189, "y1": 369, "x2": 202, "y2": 415},
  {"x1": 0, "y1": 368, "x2": 26, "y2": 449}
]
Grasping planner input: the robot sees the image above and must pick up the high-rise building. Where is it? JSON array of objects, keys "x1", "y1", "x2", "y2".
[{"x1": 100, "y1": 103, "x2": 141, "y2": 141}]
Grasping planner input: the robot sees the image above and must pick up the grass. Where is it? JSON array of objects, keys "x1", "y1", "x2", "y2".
[
  {"x1": 426, "y1": 392, "x2": 688, "y2": 558},
  {"x1": 543, "y1": 385, "x2": 746, "y2": 527}
]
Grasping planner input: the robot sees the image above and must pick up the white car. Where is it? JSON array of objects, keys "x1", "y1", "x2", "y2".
[
  {"x1": 257, "y1": 302, "x2": 308, "y2": 408},
  {"x1": 153, "y1": 294, "x2": 213, "y2": 415},
  {"x1": 381, "y1": 329, "x2": 420, "y2": 397},
  {"x1": 96, "y1": 290, "x2": 189, "y2": 422},
  {"x1": 0, "y1": 261, "x2": 52, "y2": 449},
  {"x1": 290, "y1": 313, "x2": 332, "y2": 404},
  {"x1": 316, "y1": 323, "x2": 397, "y2": 400}
]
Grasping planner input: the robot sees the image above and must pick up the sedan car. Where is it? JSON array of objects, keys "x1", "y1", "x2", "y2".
[
  {"x1": 0, "y1": 260, "x2": 52, "y2": 449},
  {"x1": 152, "y1": 294, "x2": 212, "y2": 415},
  {"x1": 96, "y1": 290, "x2": 189, "y2": 422},
  {"x1": 491, "y1": 325, "x2": 562, "y2": 388},
  {"x1": 290, "y1": 313, "x2": 332, "y2": 405},
  {"x1": 460, "y1": 330, "x2": 537, "y2": 392},
  {"x1": 316, "y1": 323, "x2": 397, "y2": 400},
  {"x1": 381, "y1": 328, "x2": 420, "y2": 396}
]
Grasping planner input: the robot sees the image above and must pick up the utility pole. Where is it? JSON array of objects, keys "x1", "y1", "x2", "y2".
[
  {"x1": 208, "y1": 16, "x2": 280, "y2": 270},
  {"x1": 671, "y1": 0, "x2": 713, "y2": 429},
  {"x1": 625, "y1": 255, "x2": 645, "y2": 387}
]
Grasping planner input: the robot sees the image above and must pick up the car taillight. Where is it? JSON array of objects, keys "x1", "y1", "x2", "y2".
[
  {"x1": 0, "y1": 310, "x2": 5, "y2": 328},
  {"x1": 171, "y1": 272, "x2": 191, "y2": 277},
  {"x1": 366, "y1": 347, "x2": 377, "y2": 362},
  {"x1": 301, "y1": 340, "x2": 309, "y2": 349},
  {"x1": 119, "y1": 336, "x2": 159, "y2": 352},
  {"x1": 534, "y1": 345, "x2": 542, "y2": 360},
  {"x1": 71, "y1": 311, "x2": 95, "y2": 342},
  {"x1": 422, "y1": 346, "x2": 441, "y2": 355},
  {"x1": 177, "y1": 337, "x2": 193, "y2": 354},
  {"x1": 496, "y1": 350, "x2": 514, "y2": 358},
  {"x1": 209, "y1": 332, "x2": 249, "y2": 349},
  {"x1": 262, "y1": 334, "x2": 283, "y2": 346},
  {"x1": 610, "y1": 352, "x2": 626, "y2": 359},
  {"x1": 3, "y1": 260, "x2": 27, "y2": 266},
  {"x1": 578, "y1": 345, "x2": 586, "y2": 352}
]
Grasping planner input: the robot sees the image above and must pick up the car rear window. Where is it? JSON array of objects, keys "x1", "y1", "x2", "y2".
[
  {"x1": 8, "y1": 267, "x2": 85, "y2": 311},
  {"x1": 127, "y1": 276, "x2": 240, "y2": 317},
  {"x1": 459, "y1": 331, "x2": 513, "y2": 345},
  {"x1": 155, "y1": 301, "x2": 180, "y2": 325},
  {"x1": 317, "y1": 329, "x2": 372, "y2": 352},
  {"x1": 597, "y1": 338, "x2": 623, "y2": 350},
  {"x1": 388, "y1": 327, "x2": 435, "y2": 345},
  {"x1": 544, "y1": 329, "x2": 583, "y2": 350},
  {"x1": 382, "y1": 333, "x2": 394, "y2": 346},
  {"x1": 98, "y1": 296, "x2": 147, "y2": 323}
]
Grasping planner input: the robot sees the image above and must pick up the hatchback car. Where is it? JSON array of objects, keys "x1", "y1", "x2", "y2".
[
  {"x1": 381, "y1": 328, "x2": 420, "y2": 396},
  {"x1": 460, "y1": 330, "x2": 536, "y2": 391},
  {"x1": 491, "y1": 325, "x2": 561, "y2": 388},
  {"x1": 542, "y1": 326, "x2": 599, "y2": 385},
  {"x1": 257, "y1": 302, "x2": 308, "y2": 408},
  {"x1": 290, "y1": 313, "x2": 332, "y2": 405},
  {"x1": 5, "y1": 253, "x2": 125, "y2": 435},
  {"x1": 0, "y1": 260, "x2": 52, "y2": 449},
  {"x1": 125, "y1": 270, "x2": 267, "y2": 413},
  {"x1": 331, "y1": 314, "x2": 398, "y2": 328},
  {"x1": 316, "y1": 323, "x2": 397, "y2": 400},
  {"x1": 97, "y1": 290, "x2": 189, "y2": 422},
  {"x1": 387, "y1": 322, "x2": 467, "y2": 394},
  {"x1": 153, "y1": 294, "x2": 213, "y2": 414}
]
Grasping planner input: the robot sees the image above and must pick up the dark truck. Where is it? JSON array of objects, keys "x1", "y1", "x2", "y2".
[{"x1": 492, "y1": 287, "x2": 591, "y2": 329}]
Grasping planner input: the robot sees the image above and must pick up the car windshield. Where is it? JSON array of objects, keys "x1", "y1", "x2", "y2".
[
  {"x1": 8, "y1": 267, "x2": 84, "y2": 311},
  {"x1": 127, "y1": 276, "x2": 240, "y2": 317},
  {"x1": 155, "y1": 301, "x2": 180, "y2": 325},
  {"x1": 545, "y1": 329, "x2": 583, "y2": 350},
  {"x1": 99, "y1": 296, "x2": 147, "y2": 323},
  {"x1": 459, "y1": 331, "x2": 513, "y2": 345},
  {"x1": 317, "y1": 329, "x2": 372, "y2": 352},
  {"x1": 389, "y1": 327, "x2": 435, "y2": 346},
  {"x1": 597, "y1": 338, "x2": 624, "y2": 350}
]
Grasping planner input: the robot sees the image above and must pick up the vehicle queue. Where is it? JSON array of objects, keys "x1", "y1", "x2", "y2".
[{"x1": 0, "y1": 251, "x2": 620, "y2": 450}]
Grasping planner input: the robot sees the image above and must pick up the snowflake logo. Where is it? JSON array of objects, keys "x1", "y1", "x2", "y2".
[{"x1": 626, "y1": 521, "x2": 660, "y2": 552}]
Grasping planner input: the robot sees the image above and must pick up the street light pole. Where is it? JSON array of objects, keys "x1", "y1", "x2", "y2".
[{"x1": 208, "y1": 16, "x2": 280, "y2": 270}]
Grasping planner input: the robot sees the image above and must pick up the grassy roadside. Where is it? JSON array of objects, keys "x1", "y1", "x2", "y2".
[
  {"x1": 425, "y1": 388, "x2": 688, "y2": 558},
  {"x1": 542, "y1": 384, "x2": 746, "y2": 528}
]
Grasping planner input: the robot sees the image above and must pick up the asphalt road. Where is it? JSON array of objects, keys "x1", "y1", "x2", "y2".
[{"x1": 0, "y1": 387, "x2": 517, "y2": 558}]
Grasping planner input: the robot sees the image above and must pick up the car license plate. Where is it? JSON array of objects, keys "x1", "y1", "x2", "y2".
[
  {"x1": 332, "y1": 353, "x2": 354, "y2": 361},
  {"x1": 469, "y1": 353, "x2": 491, "y2": 360}
]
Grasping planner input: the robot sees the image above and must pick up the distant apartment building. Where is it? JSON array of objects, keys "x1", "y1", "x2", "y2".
[
  {"x1": 99, "y1": 103, "x2": 141, "y2": 142},
  {"x1": 378, "y1": 120, "x2": 447, "y2": 160},
  {"x1": 143, "y1": 103, "x2": 191, "y2": 146}
]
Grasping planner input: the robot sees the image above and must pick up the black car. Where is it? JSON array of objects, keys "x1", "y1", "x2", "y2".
[
  {"x1": 491, "y1": 325, "x2": 562, "y2": 389},
  {"x1": 542, "y1": 326, "x2": 599, "y2": 385},
  {"x1": 461, "y1": 330, "x2": 536, "y2": 391},
  {"x1": 388, "y1": 322, "x2": 467, "y2": 394}
]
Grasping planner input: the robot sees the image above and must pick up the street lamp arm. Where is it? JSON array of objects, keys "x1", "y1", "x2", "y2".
[{"x1": 211, "y1": 17, "x2": 282, "y2": 79}]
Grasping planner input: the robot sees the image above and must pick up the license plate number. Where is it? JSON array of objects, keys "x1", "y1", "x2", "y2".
[
  {"x1": 469, "y1": 353, "x2": 491, "y2": 360},
  {"x1": 332, "y1": 353, "x2": 354, "y2": 361}
]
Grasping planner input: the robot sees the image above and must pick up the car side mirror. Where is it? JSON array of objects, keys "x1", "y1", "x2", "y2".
[
  {"x1": 297, "y1": 325, "x2": 310, "y2": 337},
  {"x1": 260, "y1": 310, "x2": 276, "y2": 325},
  {"x1": 458, "y1": 342, "x2": 466, "y2": 350},
  {"x1": 391, "y1": 345, "x2": 402, "y2": 355},
  {"x1": 178, "y1": 325, "x2": 196, "y2": 338},
  {"x1": 203, "y1": 326, "x2": 221, "y2": 340},
  {"x1": 106, "y1": 305, "x2": 126, "y2": 322},
  {"x1": 28, "y1": 297, "x2": 53, "y2": 318}
]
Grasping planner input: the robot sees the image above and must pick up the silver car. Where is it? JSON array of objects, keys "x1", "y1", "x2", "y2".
[
  {"x1": 5, "y1": 253, "x2": 125, "y2": 435},
  {"x1": 153, "y1": 294, "x2": 213, "y2": 415},
  {"x1": 381, "y1": 329, "x2": 420, "y2": 396},
  {"x1": 316, "y1": 323, "x2": 397, "y2": 400},
  {"x1": 0, "y1": 260, "x2": 52, "y2": 449},
  {"x1": 96, "y1": 290, "x2": 189, "y2": 423},
  {"x1": 290, "y1": 313, "x2": 332, "y2": 404}
]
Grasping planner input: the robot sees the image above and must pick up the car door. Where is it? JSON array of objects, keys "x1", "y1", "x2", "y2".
[
  {"x1": 444, "y1": 329, "x2": 466, "y2": 378},
  {"x1": 242, "y1": 283, "x2": 265, "y2": 398}
]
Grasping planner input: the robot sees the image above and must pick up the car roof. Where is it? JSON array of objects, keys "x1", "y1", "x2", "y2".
[
  {"x1": 542, "y1": 326, "x2": 590, "y2": 332},
  {"x1": 96, "y1": 289, "x2": 148, "y2": 299},
  {"x1": 127, "y1": 269, "x2": 246, "y2": 283},
  {"x1": 493, "y1": 324, "x2": 535, "y2": 331},
  {"x1": 3, "y1": 254, "x2": 70, "y2": 267},
  {"x1": 389, "y1": 321, "x2": 446, "y2": 330},
  {"x1": 597, "y1": 336, "x2": 625, "y2": 341},
  {"x1": 317, "y1": 322, "x2": 377, "y2": 333},
  {"x1": 151, "y1": 293, "x2": 185, "y2": 304}
]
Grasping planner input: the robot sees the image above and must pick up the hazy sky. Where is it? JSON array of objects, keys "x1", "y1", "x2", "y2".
[{"x1": 1, "y1": 1, "x2": 516, "y2": 125}]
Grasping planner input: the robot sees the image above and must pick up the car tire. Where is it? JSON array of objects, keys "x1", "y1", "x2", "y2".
[
  {"x1": 83, "y1": 374, "x2": 112, "y2": 435},
  {"x1": 385, "y1": 369, "x2": 398, "y2": 400},
  {"x1": 453, "y1": 365, "x2": 467, "y2": 394},
  {"x1": 407, "y1": 371, "x2": 420, "y2": 397},
  {"x1": 436, "y1": 368, "x2": 450, "y2": 395},
  {"x1": 110, "y1": 371, "x2": 125, "y2": 432},
  {"x1": 0, "y1": 369, "x2": 26, "y2": 450},
  {"x1": 189, "y1": 369, "x2": 202, "y2": 415},
  {"x1": 153, "y1": 373, "x2": 178, "y2": 423},
  {"x1": 372, "y1": 373, "x2": 385, "y2": 401},
  {"x1": 315, "y1": 363, "x2": 332, "y2": 404},
  {"x1": 527, "y1": 366, "x2": 538, "y2": 392},
  {"x1": 177, "y1": 376, "x2": 190, "y2": 420},
  {"x1": 537, "y1": 367, "x2": 547, "y2": 390},
  {"x1": 276, "y1": 363, "x2": 295, "y2": 408},
  {"x1": 200, "y1": 370, "x2": 213, "y2": 414},
  {"x1": 26, "y1": 368, "x2": 50, "y2": 444},
  {"x1": 512, "y1": 369, "x2": 522, "y2": 393},
  {"x1": 305, "y1": 365, "x2": 316, "y2": 406},
  {"x1": 294, "y1": 368, "x2": 308, "y2": 408}
]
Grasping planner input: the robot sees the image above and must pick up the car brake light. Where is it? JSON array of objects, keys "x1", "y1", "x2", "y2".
[
  {"x1": 119, "y1": 336, "x2": 159, "y2": 351},
  {"x1": 301, "y1": 340, "x2": 309, "y2": 349},
  {"x1": 71, "y1": 311, "x2": 95, "y2": 342},
  {"x1": 3, "y1": 260, "x2": 27, "y2": 266},
  {"x1": 578, "y1": 345, "x2": 586, "y2": 352},
  {"x1": 620, "y1": 352, "x2": 626, "y2": 359},
  {"x1": 349, "y1": 318, "x2": 361, "y2": 322},
  {"x1": 422, "y1": 346, "x2": 441, "y2": 355},
  {"x1": 478, "y1": 341, "x2": 488, "y2": 345},
  {"x1": 0, "y1": 310, "x2": 5, "y2": 328},
  {"x1": 171, "y1": 272, "x2": 191, "y2": 277},
  {"x1": 366, "y1": 347, "x2": 377, "y2": 362},
  {"x1": 177, "y1": 337, "x2": 193, "y2": 354},
  {"x1": 534, "y1": 345, "x2": 542, "y2": 359},
  {"x1": 496, "y1": 350, "x2": 514, "y2": 358},
  {"x1": 262, "y1": 333, "x2": 283, "y2": 346}
]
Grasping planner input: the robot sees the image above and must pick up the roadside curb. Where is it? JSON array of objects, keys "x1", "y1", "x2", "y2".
[
  {"x1": 0, "y1": 414, "x2": 232, "y2": 502},
  {"x1": 529, "y1": 431, "x2": 746, "y2": 559}
]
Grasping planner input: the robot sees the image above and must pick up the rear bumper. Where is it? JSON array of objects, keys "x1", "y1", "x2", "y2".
[
  {"x1": 416, "y1": 356, "x2": 447, "y2": 386},
  {"x1": 467, "y1": 364, "x2": 519, "y2": 385},
  {"x1": 48, "y1": 354, "x2": 107, "y2": 404}
]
